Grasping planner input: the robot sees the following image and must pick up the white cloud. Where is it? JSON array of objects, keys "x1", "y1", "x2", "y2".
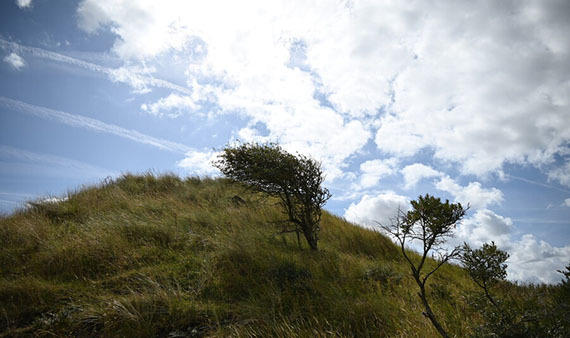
[
  {"x1": 76, "y1": 0, "x2": 373, "y2": 181},
  {"x1": 344, "y1": 191, "x2": 410, "y2": 229},
  {"x1": 373, "y1": 0, "x2": 570, "y2": 176},
  {"x1": 455, "y1": 209, "x2": 513, "y2": 248},
  {"x1": 177, "y1": 150, "x2": 219, "y2": 175},
  {"x1": 435, "y1": 176, "x2": 503, "y2": 210},
  {"x1": 507, "y1": 235, "x2": 570, "y2": 285},
  {"x1": 548, "y1": 160, "x2": 570, "y2": 187},
  {"x1": 141, "y1": 93, "x2": 198, "y2": 118},
  {"x1": 401, "y1": 163, "x2": 442, "y2": 189},
  {"x1": 74, "y1": 0, "x2": 570, "y2": 180},
  {"x1": 3, "y1": 53, "x2": 25, "y2": 70},
  {"x1": 565, "y1": 198, "x2": 570, "y2": 207},
  {"x1": 454, "y1": 209, "x2": 570, "y2": 284},
  {"x1": 15, "y1": 0, "x2": 32, "y2": 8},
  {"x1": 356, "y1": 158, "x2": 398, "y2": 189},
  {"x1": 234, "y1": 100, "x2": 371, "y2": 182}
]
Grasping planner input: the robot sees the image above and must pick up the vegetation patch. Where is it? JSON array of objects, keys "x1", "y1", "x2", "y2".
[{"x1": 0, "y1": 173, "x2": 568, "y2": 337}]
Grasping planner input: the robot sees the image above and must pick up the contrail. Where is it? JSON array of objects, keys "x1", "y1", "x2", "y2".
[
  {"x1": 0, "y1": 38, "x2": 192, "y2": 95},
  {"x1": 0, "y1": 97, "x2": 193, "y2": 155},
  {"x1": 0, "y1": 144, "x2": 117, "y2": 177},
  {"x1": 506, "y1": 174, "x2": 570, "y2": 194}
]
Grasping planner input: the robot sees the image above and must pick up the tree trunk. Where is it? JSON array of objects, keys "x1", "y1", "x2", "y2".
[
  {"x1": 418, "y1": 285, "x2": 449, "y2": 338},
  {"x1": 302, "y1": 225, "x2": 318, "y2": 250},
  {"x1": 305, "y1": 231, "x2": 318, "y2": 250},
  {"x1": 483, "y1": 284, "x2": 500, "y2": 310}
]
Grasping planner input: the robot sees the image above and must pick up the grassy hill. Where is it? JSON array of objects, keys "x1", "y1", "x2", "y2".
[{"x1": 0, "y1": 174, "x2": 565, "y2": 337}]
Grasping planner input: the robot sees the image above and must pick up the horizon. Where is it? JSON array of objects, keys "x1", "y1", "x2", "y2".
[{"x1": 1, "y1": 0, "x2": 569, "y2": 284}]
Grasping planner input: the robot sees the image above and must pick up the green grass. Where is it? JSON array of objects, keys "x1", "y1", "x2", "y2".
[{"x1": 0, "y1": 173, "x2": 565, "y2": 337}]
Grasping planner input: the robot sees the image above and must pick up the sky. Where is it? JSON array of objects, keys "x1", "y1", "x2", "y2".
[{"x1": 0, "y1": 0, "x2": 569, "y2": 284}]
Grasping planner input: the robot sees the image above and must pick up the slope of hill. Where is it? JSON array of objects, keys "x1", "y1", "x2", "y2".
[{"x1": 0, "y1": 174, "x2": 564, "y2": 337}]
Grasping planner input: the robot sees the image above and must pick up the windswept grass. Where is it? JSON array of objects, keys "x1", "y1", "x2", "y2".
[{"x1": 0, "y1": 173, "x2": 565, "y2": 337}]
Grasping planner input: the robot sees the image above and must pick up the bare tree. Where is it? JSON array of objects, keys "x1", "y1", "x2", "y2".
[
  {"x1": 214, "y1": 142, "x2": 331, "y2": 250},
  {"x1": 381, "y1": 194, "x2": 467, "y2": 338}
]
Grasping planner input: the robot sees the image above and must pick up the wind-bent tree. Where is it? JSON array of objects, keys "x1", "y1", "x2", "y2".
[
  {"x1": 461, "y1": 241, "x2": 509, "y2": 309},
  {"x1": 381, "y1": 194, "x2": 467, "y2": 338},
  {"x1": 214, "y1": 142, "x2": 331, "y2": 250}
]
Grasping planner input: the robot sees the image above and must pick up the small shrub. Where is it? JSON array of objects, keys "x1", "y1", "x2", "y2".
[
  {"x1": 269, "y1": 261, "x2": 312, "y2": 292},
  {"x1": 362, "y1": 264, "x2": 402, "y2": 285}
]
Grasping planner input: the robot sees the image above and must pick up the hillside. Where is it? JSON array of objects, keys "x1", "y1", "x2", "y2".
[{"x1": 0, "y1": 174, "x2": 565, "y2": 337}]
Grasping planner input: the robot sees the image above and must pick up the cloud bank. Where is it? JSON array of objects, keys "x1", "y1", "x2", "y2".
[{"x1": 74, "y1": 0, "x2": 570, "y2": 182}]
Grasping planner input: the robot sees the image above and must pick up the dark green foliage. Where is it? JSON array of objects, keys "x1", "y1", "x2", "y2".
[
  {"x1": 214, "y1": 142, "x2": 331, "y2": 250},
  {"x1": 462, "y1": 259, "x2": 570, "y2": 338},
  {"x1": 466, "y1": 288, "x2": 560, "y2": 338},
  {"x1": 461, "y1": 241, "x2": 509, "y2": 308},
  {"x1": 402, "y1": 195, "x2": 467, "y2": 248},
  {"x1": 382, "y1": 194, "x2": 467, "y2": 338},
  {"x1": 549, "y1": 263, "x2": 570, "y2": 336}
]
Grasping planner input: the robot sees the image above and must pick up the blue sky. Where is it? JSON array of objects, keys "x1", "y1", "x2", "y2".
[{"x1": 1, "y1": 0, "x2": 569, "y2": 284}]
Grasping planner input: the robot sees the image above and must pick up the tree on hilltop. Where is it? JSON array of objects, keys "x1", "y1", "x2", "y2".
[
  {"x1": 214, "y1": 142, "x2": 331, "y2": 250},
  {"x1": 381, "y1": 194, "x2": 467, "y2": 338}
]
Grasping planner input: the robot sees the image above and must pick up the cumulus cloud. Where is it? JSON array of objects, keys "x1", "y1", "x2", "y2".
[
  {"x1": 368, "y1": 1, "x2": 570, "y2": 176},
  {"x1": 565, "y1": 198, "x2": 570, "y2": 207},
  {"x1": 344, "y1": 191, "x2": 410, "y2": 229},
  {"x1": 454, "y1": 209, "x2": 570, "y2": 284},
  {"x1": 76, "y1": 0, "x2": 374, "y2": 181},
  {"x1": 454, "y1": 209, "x2": 513, "y2": 248},
  {"x1": 15, "y1": 0, "x2": 32, "y2": 9},
  {"x1": 75, "y1": 0, "x2": 570, "y2": 182},
  {"x1": 435, "y1": 176, "x2": 503, "y2": 210},
  {"x1": 548, "y1": 160, "x2": 570, "y2": 187},
  {"x1": 3, "y1": 53, "x2": 25, "y2": 70},
  {"x1": 177, "y1": 150, "x2": 219, "y2": 175},
  {"x1": 506, "y1": 235, "x2": 570, "y2": 284},
  {"x1": 141, "y1": 94, "x2": 198, "y2": 118},
  {"x1": 401, "y1": 163, "x2": 442, "y2": 189},
  {"x1": 356, "y1": 158, "x2": 398, "y2": 189}
]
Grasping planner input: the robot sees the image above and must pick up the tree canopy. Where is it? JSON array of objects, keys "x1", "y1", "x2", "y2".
[
  {"x1": 461, "y1": 241, "x2": 509, "y2": 308},
  {"x1": 214, "y1": 142, "x2": 331, "y2": 250}
]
